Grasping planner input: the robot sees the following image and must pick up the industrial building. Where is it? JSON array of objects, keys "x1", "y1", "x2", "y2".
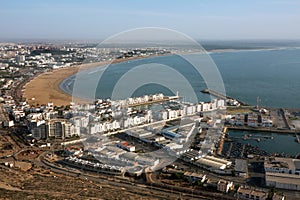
[
  {"x1": 264, "y1": 157, "x2": 300, "y2": 191},
  {"x1": 196, "y1": 155, "x2": 232, "y2": 170},
  {"x1": 235, "y1": 159, "x2": 248, "y2": 177},
  {"x1": 265, "y1": 172, "x2": 300, "y2": 191}
]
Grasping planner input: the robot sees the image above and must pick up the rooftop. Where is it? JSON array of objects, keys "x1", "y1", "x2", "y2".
[
  {"x1": 237, "y1": 187, "x2": 267, "y2": 198},
  {"x1": 265, "y1": 157, "x2": 300, "y2": 171},
  {"x1": 266, "y1": 172, "x2": 300, "y2": 185},
  {"x1": 184, "y1": 171, "x2": 205, "y2": 179},
  {"x1": 235, "y1": 159, "x2": 248, "y2": 173}
]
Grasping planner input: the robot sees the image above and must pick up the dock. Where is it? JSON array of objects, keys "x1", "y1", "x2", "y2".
[
  {"x1": 217, "y1": 127, "x2": 227, "y2": 156},
  {"x1": 227, "y1": 126, "x2": 296, "y2": 134},
  {"x1": 280, "y1": 108, "x2": 292, "y2": 130},
  {"x1": 201, "y1": 89, "x2": 248, "y2": 106},
  {"x1": 295, "y1": 133, "x2": 300, "y2": 143}
]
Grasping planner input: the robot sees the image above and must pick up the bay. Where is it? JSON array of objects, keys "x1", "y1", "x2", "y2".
[{"x1": 61, "y1": 48, "x2": 300, "y2": 108}]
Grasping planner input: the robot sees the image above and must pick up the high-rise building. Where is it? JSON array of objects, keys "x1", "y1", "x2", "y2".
[
  {"x1": 47, "y1": 120, "x2": 64, "y2": 138},
  {"x1": 32, "y1": 124, "x2": 47, "y2": 140},
  {"x1": 16, "y1": 55, "x2": 25, "y2": 64},
  {"x1": 46, "y1": 119, "x2": 79, "y2": 139}
]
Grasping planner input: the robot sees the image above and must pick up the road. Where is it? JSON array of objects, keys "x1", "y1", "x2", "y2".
[{"x1": 35, "y1": 153, "x2": 214, "y2": 199}]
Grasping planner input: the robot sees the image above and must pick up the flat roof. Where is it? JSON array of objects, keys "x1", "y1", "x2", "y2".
[
  {"x1": 237, "y1": 187, "x2": 267, "y2": 197},
  {"x1": 272, "y1": 193, "x2": 285, "y2": 200},
  {"x1": 205, "y1": 155, "x2": 232, "y2": 165},
  {"x1": 184, "y1": 171, "x2": 205, "y2": 179},
  {"x1": 266, "y1": 172, "x2": 300, "y2": 185},
  {"x1": 196, "y1": 158, "x2": 226, "y2": 170},
  {"x1": 265, "y1": 157, "x2": 300, "y2": 171},
  {"x1": 235, "y1": 159, "x2": 248, "y2": 173}
]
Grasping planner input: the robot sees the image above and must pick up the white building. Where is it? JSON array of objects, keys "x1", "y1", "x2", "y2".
[
  {"x1": 266, "y1": 172, "x2": 300, "y2": 191},
  {"x1": 264, "y1": 157, "x2": 300, "y2": 175},
  {"x1": 16, "y1": 55, "x2": 25, "y2": 63},
  {"x1": 196, "y1": 156, "x2": 232, "y2": 170},
  {"x1": 264, "y1": 157, "x2": 300, "y2": 191}
]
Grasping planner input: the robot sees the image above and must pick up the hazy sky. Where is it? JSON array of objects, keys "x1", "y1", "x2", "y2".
[{"x1": 1, "y1": 0, "x2": 300, "y2": 41}]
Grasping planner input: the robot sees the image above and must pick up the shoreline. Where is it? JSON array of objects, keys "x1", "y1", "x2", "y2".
[
  {"x1": 22, "y1": 46, "x2": 289, "y2": 107},
  {"x1": 22, "y1": 54, "x2": 172, "y2": 106},
  {"x1": 23, "y1": 65, "x2": 83, "y2": 106}
]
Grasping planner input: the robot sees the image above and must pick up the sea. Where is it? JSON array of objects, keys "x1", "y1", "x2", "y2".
[
  {"x1": 61, "y1": 47, "x2": 300, "y2": 108},
  {"x1": 60, "y1": 46, "x2": 300, "y2": 156}
]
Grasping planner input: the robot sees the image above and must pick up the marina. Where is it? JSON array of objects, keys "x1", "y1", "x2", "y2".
[{"x1": 222, "y1": 130, "x2": 300, "y2": 158}]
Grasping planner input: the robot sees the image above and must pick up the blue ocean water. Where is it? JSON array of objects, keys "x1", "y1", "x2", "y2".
[
  {"x1": 60, "y1": 48, "x2": 300, "y2": 155},
  {"x1": 212, "y1": 48, "x2": 300, "y2": 108},
  {"x1": 61, "y1": 48, "x2": 300, "y2": 108}
]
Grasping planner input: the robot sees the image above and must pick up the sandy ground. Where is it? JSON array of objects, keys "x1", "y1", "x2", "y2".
[
  {"x1": 23, "y1": 55, "x2": 157, "y2": 107},
  {"x1": 23, "y1": 62, "x2": 111, "y2": 107}
]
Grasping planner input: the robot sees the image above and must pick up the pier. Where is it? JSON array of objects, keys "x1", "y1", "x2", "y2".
[
  {"x1": 295, "y1": 133, "x2": 300, "y2": 143},
  {"x1": 227, "y1": 126, "x2": 296, "y2": 134},
  {"x1": 201, "y1": 89, "x2": 248, "y2": 106},
  {"x1": 280, "y1": 108, "x2": 292, "y2": 130},
  {"x1": 217, "y1": 127, "x2": 227, "y2": 156}
]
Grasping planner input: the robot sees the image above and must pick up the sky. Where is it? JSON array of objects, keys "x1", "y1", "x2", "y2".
[{"x1": 1, "y1": 0, "x2": 300, "y2": 41}]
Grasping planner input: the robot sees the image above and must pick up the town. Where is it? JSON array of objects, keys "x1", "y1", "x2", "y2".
[{"x1": 0, "y1": 42, "x2": 300, "y2": 199}]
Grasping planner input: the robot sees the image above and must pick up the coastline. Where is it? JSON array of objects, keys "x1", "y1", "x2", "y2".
[
  {"x1": 22, "y1": 47, "x2": 281, "y2": 107},
  {"x1": 22, "y1": 55, "x2": 170, "y2": 106},
  {"x1": 23, "y1": 64, "x2": 88, "y2": 106}
]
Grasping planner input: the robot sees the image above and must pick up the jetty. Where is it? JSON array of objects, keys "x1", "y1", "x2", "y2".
[
  {"x1": 217, "y1": 127, "x2": 227, "y2": 156},
  {"x1": 280, "y1": 108, "x2": 292, "y2": 130},
  {"x1": 295, "y1": 133, "x2": 300, "y2": 143},
  {"x1": 227, "y1": 126, "x2": 296, "y2": 134},
  {"x1": 201, "y1": 89, "x2": 248, "y2": 106}
]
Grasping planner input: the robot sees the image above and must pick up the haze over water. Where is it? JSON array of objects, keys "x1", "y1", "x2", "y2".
[
  {"x1": 62, "y1": 47, "x2": 300, "y2": 108},
  {"x1": 212, "y1": 48, "x2": 300, "y2": 108}
]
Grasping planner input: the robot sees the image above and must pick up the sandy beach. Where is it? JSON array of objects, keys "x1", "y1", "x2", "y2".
[
  {"x1": 23, "y1": 62, "x2": 109, "y2": 107},
  {"x1": 22, "y1": 55, "x2": 158, "y2": 107},
  {"x1": 23, "y1": 49, "x2": 232, "y2": 107}
]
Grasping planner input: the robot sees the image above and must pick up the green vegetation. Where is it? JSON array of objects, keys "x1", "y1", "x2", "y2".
[
  {"x1": 171, "y1": 172, "x2": 184, "y2": 180},
  {"x1": 289, "y1": 116, "x2": 298, "y2": 120},
  {"x1": 268, "y1": 187, "x2": 278, "y2": 199},
  {"x1": 234, "y1": 184, "x2": 240, "y2": 191}
]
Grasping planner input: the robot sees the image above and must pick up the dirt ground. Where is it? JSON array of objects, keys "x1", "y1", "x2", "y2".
[{"x1": 0, "y1": 167, "x2": 161, "y2": 200}]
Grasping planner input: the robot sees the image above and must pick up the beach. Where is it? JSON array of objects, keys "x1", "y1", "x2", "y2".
[
  {"x1": 21, "y1": 48, "x2": 241, "y2": 107},
  {"x1": 22, "y1": 55, "x2": 161, "y2": 107},
  {"x1": 23, "y1": 62, "x2": 108, "y2": 106}
]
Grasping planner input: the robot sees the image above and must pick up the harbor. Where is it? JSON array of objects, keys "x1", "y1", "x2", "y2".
[
  {"x1": 221, "y1": 130, "x2": 300, "y2": 158},
  {"x1": 213, "y1": 90, "x2": 300, "y2": 159}
]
